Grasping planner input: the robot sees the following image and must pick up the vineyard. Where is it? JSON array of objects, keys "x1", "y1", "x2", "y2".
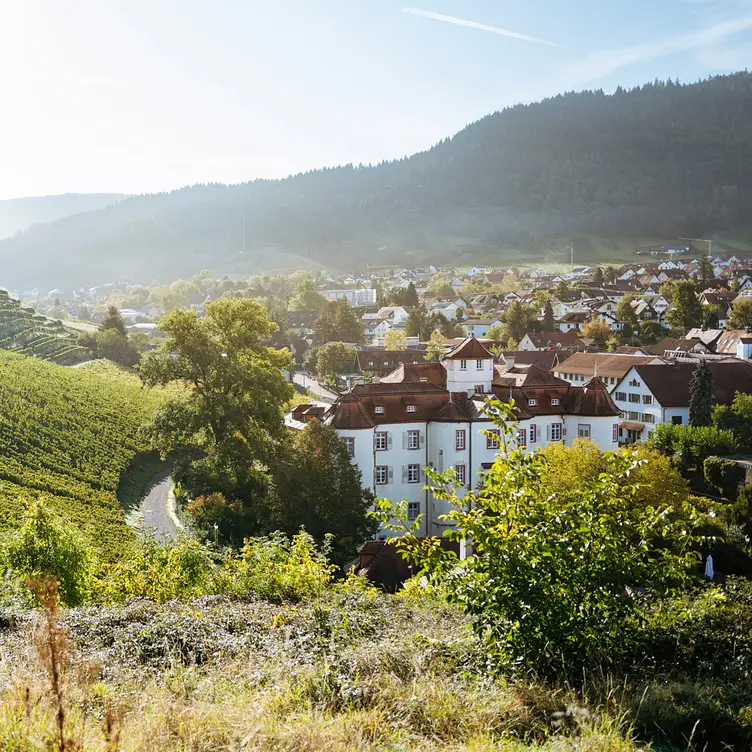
[
  {"x1": 0, "y1": 289, "x2": 89, "y2": 364},
  {"x1": 0, "y1": 353, "x2": 166, "y2": 560}
]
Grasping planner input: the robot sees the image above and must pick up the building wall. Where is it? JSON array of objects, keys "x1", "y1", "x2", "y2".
[
  {"x1": 611, "y1": 367, "x2": 663, "y2": 440},
  {"x1": 444, "y1": 357, "x2": 494, "y2": 394}
]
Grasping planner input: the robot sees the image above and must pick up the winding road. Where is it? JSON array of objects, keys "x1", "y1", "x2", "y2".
[{"x1": 140, "y1": 470, "x2": 181, "y2": 540}]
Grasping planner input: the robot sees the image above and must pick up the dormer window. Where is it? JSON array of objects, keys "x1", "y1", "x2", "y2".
[
  {"x1": 375, "y1": 406, "x2": 385, "y2": 415},
  {"x1": 406, "y1": 405, "x2": 416, "y2": 413},
  {"x1": 528, "y1": 399, "x2": 537, "y2": 407},
  {"x1": 551, "y1": 398, "x2": 560, "y2": 406},
  {"x1": 460, "y1": 359, "x2": 467, "y2": 371},
  {"x1": 476, "y1": 359, "x2": 484, "y2": 370}
]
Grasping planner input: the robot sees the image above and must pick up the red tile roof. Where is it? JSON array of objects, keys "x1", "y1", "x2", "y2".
[{"x1": 445, "y1": 336, "x2": 494, "y2": 360}]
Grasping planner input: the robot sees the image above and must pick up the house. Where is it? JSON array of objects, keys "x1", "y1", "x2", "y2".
[
  {"x1": 499, "y1": 351, "x2": 562, "y2": 372},
  {"x1": 612, "y1": 361, "x2": 752, "y2": 443},
  {"x1": 310, "y1": 337, "x2": 619, "y2": 537},
  {"x1": 557, "y1": 310, "x2": 591, "y2": 332},
  {"x1": 553, "y1": 352, "x2": 665, "y2": 391},
  {"x1": 518, "y1": 331, "x2": 582, "y2": 351},
  {"x1": 355, "y1": 348, "x2": 427, "y2": 378},
  {"x1": 643, "y1": 338, "x2": 709, "y2": 358},
  {"x1": 461, "y1": 318, "x2": 503, "y2": 338},
  {"x1": 322, "y1": 288, "x2": 378, "y2": 307},
  {"x1": 287, "y1": 311, "x2": 319, "y2": 336}
]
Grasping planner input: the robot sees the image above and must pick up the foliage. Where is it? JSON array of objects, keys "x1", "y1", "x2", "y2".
[
  {"x1": 703, "y1": 456, "x2": 744, "y2": 499},
  {"x1": 647, "y1": 423, "x2": 739, "y2": 471},
  {"x1": 714, "y1": 391, "x2": 752, "y2": 451},
  {"x1": 581, "y1": 315, "x2": 612, "y2": 342},
  {"x1": 606, "y1": 333, "x2": 620, "y2": 352},
  {"x1": 313, "y1": 299, "x2": 364, "y2": 345},
  {"x1": 604, "y1": 266, "x2": 619, "y2": 284},
  {"x1": 425, "y1": 273, "x2": 454, "y2": 297},
  {"x1": 5, "y1": 503, "x2": 93, "y2": 606},
  {"x1": 266, "y1": 421, "x2": 378, "y2": 565},
  {"x1": 139, "y1": 298, "x2": 294, "y2": 502},
  {"x1": 383, "y1": 330, "x2": 408, "y2": 351},
  {"x1": 288, "y1": 277, "x2": 327, "y2": 312},
  {"x1": 593, "y1": 267, "x2": 604, "y2": 286},
  {"x1": 99, "y1": 305, "x2": 127, "y2": 336},
  {"x1": 388, "y1": 281, "x2": 419, "y2": 308},
  {"x1": 95, "y1": 328, "x2": 140, "y2": 367},
  {"x1": 666, "y1": 280, "x2": 703, "y2": 331},
  {"x1": 688, "y1": 359, "x2": 713, "y2": 427},
  {"x1": 698, "y1": 255, "x2": 715, "y2": 290},
  {"x1": 485, "y1": 324, "x2": 506, "y2": 340},
  {"x1": 615, "y1": 294, "x2": 638, "y2": 333},
  {"x1": 316, "y1": 341, "x2": 356, "y2": 378},
  {"x1": 502, "y1": 300, "x2": 535, "y2": 342},
  {"x1": 424, "y1": 330, "x2": 447, "y2": 361},
  {"x1": 542, "y1": 300, "x2": 555, "y2": 331},
  {"x1": 727, "y1": 295, "x2": 752, "y2": 330},
  {"x1": 377, "y1": 401, "x2": 704, "y2": 679}
]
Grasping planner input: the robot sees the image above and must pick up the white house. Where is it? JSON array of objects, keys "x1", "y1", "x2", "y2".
[
  {"x1": 301, "y1": 337, "x2": 620, "y2": 537},
  {"x1": 461, "y1": 318, "x2": 503, "y2": 338}
]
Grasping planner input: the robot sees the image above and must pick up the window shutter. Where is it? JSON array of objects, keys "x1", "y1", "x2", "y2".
[
  {"x1": 562, "y1": 425, "x2": 567, "y2": 437},
  {"x1": 547, "y1": 424, "x2": 552, "y2": 441},
  {"x1": 421, "y1": 466, "x2": 426, "y2": 478},
  {"x1": 387, "y1": 433, "x2": 393, "y2": 450},
  {"x1": 388, "y1": 467, "x2": 394, "y2": 483},
  {"x1": 402, "y1": 466, "x2": 408, "y2": 483},
  {"x1": 419, "y1": 431, "x2": 425, "y2": 448},
  {"x1": 402, "y1": 432, "x2": 407, "y2": 450},
  {"x1": 530, "y1": 424, "x2": 536, "y2": 443}
]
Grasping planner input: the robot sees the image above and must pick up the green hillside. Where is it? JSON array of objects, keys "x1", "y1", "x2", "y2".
[
  {"x1": 2, "y1": 72, "x2": 752, "y2": 285},
  {"x1": 0, "y1": 354, "x2": 162, "y2": 560},
  {"x1": 0, "y1": 290, "x2": 89, "y2": 364}
]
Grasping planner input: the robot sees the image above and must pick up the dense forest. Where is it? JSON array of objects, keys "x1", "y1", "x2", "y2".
[
  {"x1": 3, "y1": 73, "x2": 752, "y2": 286},
  {"x1": 0, "y1": 192, "x2": 124, "y2": 239}
]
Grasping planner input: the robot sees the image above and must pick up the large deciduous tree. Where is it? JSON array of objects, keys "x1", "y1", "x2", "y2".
[
  {"x1": 728, "y1": 296, "x2": 752, "y2": 330},
  {"x1": 138, "y1": 298, "x2": 293, "y2": 501},
  {"x1": 316, "y1": 342, "x2": 356, "y2": 379}
]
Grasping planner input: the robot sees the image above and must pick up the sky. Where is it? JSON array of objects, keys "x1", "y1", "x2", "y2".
[{"x1": 1, "y1": 0, "x2": 751, "y2": 199}]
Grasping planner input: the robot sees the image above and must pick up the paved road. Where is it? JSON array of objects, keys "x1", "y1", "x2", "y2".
[
  {"x1": 140, "y1": 470, "x2": 181, "y2": 540},
  {"x1": 293, "y1": 371, "x2": 338, "y2": 402}
]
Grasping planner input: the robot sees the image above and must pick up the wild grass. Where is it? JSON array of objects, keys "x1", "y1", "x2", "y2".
[{"x1": 0, "y1": 586, "x2": 647, "y2": 751}]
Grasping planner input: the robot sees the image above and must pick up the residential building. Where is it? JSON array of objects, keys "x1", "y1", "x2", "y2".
[
  {"x1": 322, "y1": 288, "x2": 377, "y2": 307},
  {"x1": 553, "y1": 352, "x2": 665, "y2": 391},
  {"x1": 518, "y1": 331, "x2": 582, "y2": 351},
  {"x1": 612, "y1": 361, "x2": 752, "y2": 443},
  {"x1": 355, "y1": 348, "x2": 427, "y2": 378},
  {"x1": 461, "y1": 318, "x2": 503, "y2": 338},
  {"x1": 299, "y1": 337, "x2": 619, "y2": 537}
]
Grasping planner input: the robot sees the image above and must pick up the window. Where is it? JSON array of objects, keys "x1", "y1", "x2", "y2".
[
  {"x1": 374, "y1": 406, "x2": 385, "y2": 415},
  {"x1": 672, "y1": 415, "x2": 683, "y2": 425},
  {"x1": 627, "y1": 411, "x2": 640, "y2": 421},
  {"x1": 407, "y1": 464, "x2": 420, "y2": 483},
  {"x1": 375, "y1": 466, "x2": 388, "y2": 485},
  {"x1": 642, "y1": 394, "x2": 653, "y2": 405},
  {"x1": 407, "y1": 502, "x2": 420, "y2": 521},
  {"x1": 343, "y1": 437, "x2": 355, "y2": 457},
  {"x1": 517, "y1": 429, "x2": 527, "y2": 448},
  {"x1": 455, "y1": 464, "x2": 466, "y2": 484},
  {"x1": 460, "y1": 359, "x2": 467, "y2": 371},
  {"x1": 550, "y1": 423, "x2": 562, "y2": 441},
  {"x1": 406, "y1": 404, "x2": 416, "y2": 413},
  {"x1": 614, "y1": 391, "x2": 627, "y2": 401},
  {"x1": 551, "y1": 398, "x2": 559, "y2": 406},
  {"x1": 455, "y1": 429, "x2": 466, "y2": 451},
  {"x1": 628, "y1": 393, "x2": 640, "y2": 403},
  {"x1": 407, "y1": 430, "x2": 420, "y2": 450},
  {"x1": 476, "y1": 359, "x2": 484, "y2": 370},
  {"x1": 530, "y1": 424, "x2": 537, "y2": 443},
  {"x1": 642, "y1": 413, "x2": 655, "y2": 424},
  {"x1": 375, "y1": 432, "x2": 388, "y2": 451},
  {"x1": 612, "y1": 423, "x2": 619, "y2": 443},
  {"x1": 629, "y1": 378, "x2": 641, "y2": 387},
  {"x1": 578, "y1": 424, "x2": 591, "y2": 439},
  {"x1": 474, "y1": 385, "x2": 485, "y2": 394},
  {"x1": 486, "y1": 430, "x2": 500, "y2": 450},
  {"x1": 528, "y1": 399, "x2": 537, "y2": 407}
]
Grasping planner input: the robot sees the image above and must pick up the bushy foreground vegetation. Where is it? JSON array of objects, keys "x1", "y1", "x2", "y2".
[{"x1": 0, "y1": 354, "x2": 166, "y2": 560}]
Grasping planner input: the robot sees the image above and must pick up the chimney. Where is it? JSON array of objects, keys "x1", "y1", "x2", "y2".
[{"x1": 505, "y1": 354, "x2": 516, "y2": 369}]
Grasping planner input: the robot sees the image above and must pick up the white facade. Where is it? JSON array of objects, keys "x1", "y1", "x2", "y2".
[{"x1": 323, "y1": 288, "x2": 377, "y2": 306}]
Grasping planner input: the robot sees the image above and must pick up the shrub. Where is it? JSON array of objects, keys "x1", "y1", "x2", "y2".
[
  {"x1": 5, "y1": 502, "x2": 94, "y2": 606},
  {"x1": 647, "y1": 423, "x2": 738, "y2": 471},
  {"x1": 703, "y1": 456, "x2": 744, "y2": 499}
]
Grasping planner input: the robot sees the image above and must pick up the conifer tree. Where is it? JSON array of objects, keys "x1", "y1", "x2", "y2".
[{"x1": 689, "y1": 359, "x2": 713, "y2": 427}]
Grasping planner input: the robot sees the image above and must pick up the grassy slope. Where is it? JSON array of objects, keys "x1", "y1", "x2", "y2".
[{"x1": 0, "y1": 355, "x2": 165, "y2": 560}]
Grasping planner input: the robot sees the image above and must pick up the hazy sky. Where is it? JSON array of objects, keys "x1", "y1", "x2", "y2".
[{"x1": 1, "y1": 0, "x2": 751, "y2": 199}]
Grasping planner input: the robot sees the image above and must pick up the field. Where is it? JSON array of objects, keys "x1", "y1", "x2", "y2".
[{"x1": 0, "y1": 355, "x2": 167, "y2": 560}]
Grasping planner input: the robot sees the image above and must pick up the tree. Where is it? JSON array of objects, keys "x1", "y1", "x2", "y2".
[
  {"x1": 288, "y1": 278, "x2": 327, "y2": 312},
  {"x1": 425, "y1": 330, "x2": 447, "y2": 361},
  {"x1": 384, "y1": 330, "x2": 408, "y2": 351},
  {"x1": 615, "y1": 293, "x2": 639, "y2": 335},
  {"x1": 659, "y1": 281, "x2": 676, "y2": 303},
  {"x1": 503, "y1": 300, "x2": 533, "y2": 342},
  {"x1": 403, "y1": 282, "x2": 419, "y2": 308},
  {"x1": 699, "y1": 256, "x2": 715, "y2": 290},
  {"x1": 95, "y1": 328, "x2": 140, "y2": 367},
  {"x1": 606, "y1": 333, "x2": 620, "y2": 352},
  {"x1": 593, "y1": 267, "x2": 604, "y2": 286},
  {"x1": 554, "y1": 280, "x2": 569, "y2": 300},
  {"x1": 647, "y1": 423, "x2": 738, "y2": 472},
  {"x1": 689, "y1": 359, "x2": 713, "y2": 427},
  {"x1": 666, "y1": 280, "x2": 703, "y2": 331},
  {"x1": 316, "y1": 342, "x2": 356, "y2": 378},
  {"x1": 7, "y1": 502, "x2": 93, "y2": 606},
  {"x1": 485, "y1": 324, "x2": 506, "y2": 341},
  {"x1": 604, "y1": 266, "x2": 619, "y2": 284},
  {"x1": 138, "y1": 299, "x2": 294, "y2": 502},
  {"x1": 267, "y1": 421, "x2": 378, "y2": 565},
  {"x1": 313, "y1": 299, "x2": 364, "y2": 345},
  {"x1": 99, "y1": 305, "x2": 127, "y2": 336},
  {"x1": 727, "y1": 296, "x2": 752, "y2": 330},
  {"x1": 303, "y1": 346, "x2": 319, "y2": 375},
  {"x1": 377, "y1": 402, "x2": 702, "y2": 679},
  {"x1": 542, "y1": 301, "x2": 555, "y2": 331},
  {"x1": 406, "y1": 308, "x2": 427, "y2": 338},
  {"x1": 714, "y1": 392, "x2": 752, "y2": 451},
  {"x1": 426, "y1": 273, "x2": 454, "y2": 297},
  {"x1": 581, "y1": 315, "x2": 612, "y2": 342}
]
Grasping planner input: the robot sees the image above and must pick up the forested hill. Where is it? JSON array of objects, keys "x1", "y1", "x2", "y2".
[
  {"x1": 0, "y1": 193, "x2": 125, "y2": 239},
  {"x1": 4, "y1": 72, "x2": 752, "y2": 287}
]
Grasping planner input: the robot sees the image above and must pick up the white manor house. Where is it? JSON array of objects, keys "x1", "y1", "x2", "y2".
[{"x1": 289, "y1": 337, "x2": 620, "y2": 537}]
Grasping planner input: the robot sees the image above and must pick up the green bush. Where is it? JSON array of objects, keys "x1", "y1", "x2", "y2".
[
  {"x1": 703, "y1": 455, "x2": 745, "y2": 499},
  {"x1": 647, "y1": 423, "x2": 738, "y2": 472},
  {"x1": 5, "y1": 502, "x2": 94, "y2": 606}
]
